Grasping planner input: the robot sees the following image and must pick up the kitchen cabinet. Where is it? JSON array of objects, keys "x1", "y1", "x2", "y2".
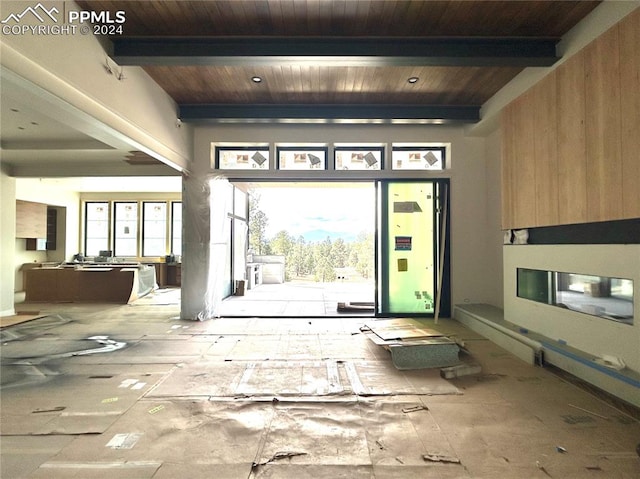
[{"x1": 16, "y1": 200, "x2": 47, "y2": 238}]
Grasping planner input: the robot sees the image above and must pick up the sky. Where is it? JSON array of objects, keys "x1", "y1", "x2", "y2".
[{"x1": 253, "y1": 183, "x2": 375, "y2": 242}]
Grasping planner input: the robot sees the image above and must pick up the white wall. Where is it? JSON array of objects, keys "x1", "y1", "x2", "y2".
[
  {"x1": 484, "y1": 128, "x2": 504, "y2": 308},
  {"x1": 504, "y1": 244, "x2": 640, "y2": 373},
  {"x1": 193, "y1": 123, "x2": 502, "y2": 313},
  {"x1": 0, "y1": 168, "x2": 17, "y2": 315},
  {"x1": 0, "y1": 1, "x2": 192, "y2": 171}
]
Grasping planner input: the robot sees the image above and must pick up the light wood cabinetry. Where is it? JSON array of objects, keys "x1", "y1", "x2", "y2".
[
  {"x1": 501, "y1": 10, "x2": 640, "y2": 229},
  {"x1": 584, "y1": 25, "x2": 623, "y2": 223},
  {"x1": 500, "y1": 101, "x2": 516, "y2": 228},
  {"x1": 512, "y1": 91, "x2": 537, "y2": 228},
  {"x1": 619, "y1": 7, "x2": 640, "y2": 219},
  {"x1": 16, "y1": 200, "x2": 47, "y2": 238},
  {"x1": 556, "y1": 51, "x2": 588, "y2": 225},
  {"x1": 532, "y1": 73, "x2": 559, "y2": 226}
]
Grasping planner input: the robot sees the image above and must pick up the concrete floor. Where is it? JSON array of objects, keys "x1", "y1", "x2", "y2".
[
  {"x1": 2, "y1": 289, "x2": 639, "y2": 478},
  {"x1": 220, "y1": 281, "x2": 375, "y2": 317}
]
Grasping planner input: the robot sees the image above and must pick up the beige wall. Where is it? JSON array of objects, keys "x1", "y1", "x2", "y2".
[
  {"x1": 0, "y1": 168, "x2": 17, "y2": 315},
  {"x1": 484, "y1": 128, "x2": 504, "y2": 308},
  {"x1": 0, "y1": 1, "x2": 192, "y2": 172}
]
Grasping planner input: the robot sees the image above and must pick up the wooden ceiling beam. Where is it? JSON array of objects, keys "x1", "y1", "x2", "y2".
[
  {"x1": 178, "y1": 104, "x2": 480, "y2": 124},
  {"x1": 111, "y1": 37, "x2": 559, "y2": 67}
]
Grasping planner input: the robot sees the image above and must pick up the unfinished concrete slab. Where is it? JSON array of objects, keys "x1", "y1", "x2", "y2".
[{"x1": 2, "y1": 296, "x2": 639, "y2": 479}]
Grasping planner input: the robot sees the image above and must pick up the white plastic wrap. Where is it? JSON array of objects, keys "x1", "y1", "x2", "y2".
[
  {"x1": 181, "y1": 174, "x2": 231, "y2": 320},
  {"x1": 205, "y1": 177, "x2": 231, "y2": 319}
]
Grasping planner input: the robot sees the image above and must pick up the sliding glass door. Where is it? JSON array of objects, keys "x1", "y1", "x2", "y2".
[{"x1": 378, "y1": 180, "x2": 450, "y2": 316}]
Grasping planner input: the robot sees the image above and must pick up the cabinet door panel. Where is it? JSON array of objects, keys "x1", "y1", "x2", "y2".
[
  {"x1": 512, "y1": 92, "x2": 537, "y2": 228},
  {"x1": 556, "y1": 52, "x2": 588, "y2": 225},
  {"x1": 501, "y1": 105, "x2": 516, "y2": 229},
  {"x1": 16, "y1": 200, "x2": 47, "y2": 238},
  {"x1": 533, "y1": 73, "x2": 559, "y2": 226},
  {"x1": 584, "y1": 27, "x2": 624, "y2": 222},
  {"x1": 620, "y1": 9, "x2": 640, "y2": 218}
]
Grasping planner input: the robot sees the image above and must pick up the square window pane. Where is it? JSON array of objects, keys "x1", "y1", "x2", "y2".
[
  {"x1": 391, "y1": 147, "x2": 444, "y2": 170},
  {"x1": 216, "y1": 148, "x2": 269, "y2": 169},
  {"x1": 335, "y1": 148, "x2": 382, "y2": 170},
  {"x1": 277, "y1": 148, "x2": 327, "y2": 170}
]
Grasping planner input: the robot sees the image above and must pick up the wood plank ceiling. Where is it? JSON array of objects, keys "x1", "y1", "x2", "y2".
[{"x1": 78, "y1": 0, "x2": 602, "y2": 123}]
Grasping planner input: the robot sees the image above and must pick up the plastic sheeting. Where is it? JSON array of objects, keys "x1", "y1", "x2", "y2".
[
  {"x1": 181, "y1": 175, "x2": 232, "y2": 320},
  {"x1": 205, "y1": 178, "x2": 232, "y2": 319},
  {"x1": 137, "y1": 264, "x2": 156, "y2": 298}
]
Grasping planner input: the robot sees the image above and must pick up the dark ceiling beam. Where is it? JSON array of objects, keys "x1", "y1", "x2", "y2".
[
  {"x1": 178, "y1": 104, "x2": 480, "y2": 124},
  {"x1": 112, "y1": 37, "x2": 559, "y2": 67}
]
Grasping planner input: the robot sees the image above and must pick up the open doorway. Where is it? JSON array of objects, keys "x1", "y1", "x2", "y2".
[{"x1": 220, "y1": 182, "x2": 376, "y2": 317}]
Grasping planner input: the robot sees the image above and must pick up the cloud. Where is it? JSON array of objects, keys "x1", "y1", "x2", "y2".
[{"x1": 256, "y1": 185, "x2": 374, "y2": 240}]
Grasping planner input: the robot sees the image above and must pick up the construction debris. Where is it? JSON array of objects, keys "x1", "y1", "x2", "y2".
[
  {"x1": 252, "y1": 451, "x2": 308, "y2": 469},
  {"x1": 423, "y1": 453, "x2": 461, "y2": 464},
  {"x1": 440, "y1": 362, "x2": 482, "y2": 379},
  {"x1": 402, "y1": 405, "x2": 429, "y2": 413}
]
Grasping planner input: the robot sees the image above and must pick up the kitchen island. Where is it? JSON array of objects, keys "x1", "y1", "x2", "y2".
[{"x1": 24, "y1": 263, "x2": 155, "y2": 303}]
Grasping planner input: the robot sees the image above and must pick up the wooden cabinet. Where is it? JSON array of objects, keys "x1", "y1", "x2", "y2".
[
  {"x1": 501, "y1": 10, "x2": 640, "y2": 229},
  {"x1": 167, "y1": 264, "x2": 181, "y2": 286},
  {"x1": 619, "y1": 7, "x2": 640, "y2": 218},
  {"x1": 556, "y1": 51, "x2": 587, "y2": 225},
  {"x1": 46, "y1": 208, "x2": 57, "y2": 250},
  {"x1": 532, "y1": 73, "x2": 559, "y2": 226},
  {"x1": 16, "y1": 200, "x2": 47, "y2": 238},
  {"x1": 584, "y1": 25, "x2": 623, "y2": 222},
  {"x1": 25, "y1": 238, "x2": 47, "y2": 251},
  {"x1": 23, "y1": 206, "x2": 57, "y2": 251},
  {"x1": 25, "y1": 267, "x2": 146, "y2": 303}
]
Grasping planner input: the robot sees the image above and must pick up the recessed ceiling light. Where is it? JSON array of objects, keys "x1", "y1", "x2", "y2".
[
  {"x1": 251, "y1": 76, "x2": 262, "y2": 83},
  {"x1": 408, "y1": 77, "x2": 419, "y2": 84}
]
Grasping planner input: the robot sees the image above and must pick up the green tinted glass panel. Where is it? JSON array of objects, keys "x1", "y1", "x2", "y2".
[{"x1": 385, "y1": 182, "x2": 435, "y2": 313}]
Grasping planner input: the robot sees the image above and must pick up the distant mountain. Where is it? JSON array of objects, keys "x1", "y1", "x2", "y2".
[{"x1": 301, "y1": 229, "x2": 358, "y2": 243}]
